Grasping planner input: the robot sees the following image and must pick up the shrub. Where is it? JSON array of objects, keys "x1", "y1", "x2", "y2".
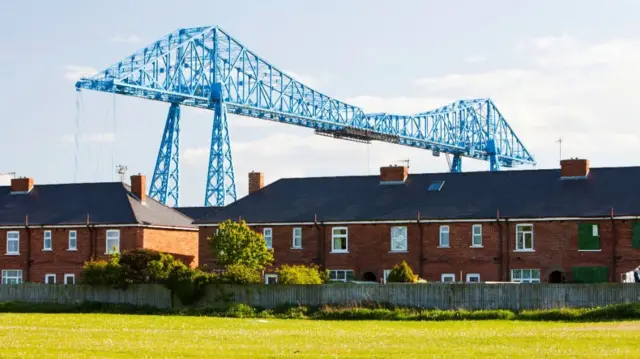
[
  {"x1": 209, "y1": 220, "x2": 274, "y2": 271},
  {"x1": 276, "y1": 264, "x2": 325, "y2": 285},
  {"x1": 225, "y1": 303, "x2": 256, "y2": 318},
  {"x1": 219, "y1": 264, "x2": 262, "y2": 284},
  {"x1": 386, "y1": 261, "x2": 418, "y2": 283},
  {"x1": 81, "y1": 256, "x2": 124, "y2": 286}
]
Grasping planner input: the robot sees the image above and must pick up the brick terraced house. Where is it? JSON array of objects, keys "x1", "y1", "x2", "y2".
[
  {"x1": 196, "y1": 159, "x2": 640, "y2": 284},
  {"x1": 0, "y1": 175, "x2": 198, "y2": 285}
]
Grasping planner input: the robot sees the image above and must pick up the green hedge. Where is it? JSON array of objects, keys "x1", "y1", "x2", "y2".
[{"x1": 2, "y1": 301, "x2": 639, "y2": 322}]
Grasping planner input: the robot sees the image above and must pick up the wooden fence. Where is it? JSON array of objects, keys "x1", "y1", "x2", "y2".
[{"x1": 1, "y1": 283, "x2": 639, "y2": 310}]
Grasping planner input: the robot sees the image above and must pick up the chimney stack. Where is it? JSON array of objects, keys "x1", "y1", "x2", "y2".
[
  {"x1": 130, "y1": 174, "x2": 146, "y2": 202},
  {"x1": 380, "y1": 165, "x2": 408, "y2": 183},
  {"x1": 248, "y1": 171, "x2": 264, "y2": 194},
  {"x1": 11, "y1": 177, "x2": 34, "y2": 193},
  {"x1": 560, "y1": 158, "x2": 590, "y2": 178}
]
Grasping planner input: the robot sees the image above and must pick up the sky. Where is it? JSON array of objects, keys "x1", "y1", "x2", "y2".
[{"x1": 1, "y1": 1, "x2": 640, "y2": 206}]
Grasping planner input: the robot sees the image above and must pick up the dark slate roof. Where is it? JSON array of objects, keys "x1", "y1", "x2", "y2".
[
  {"x1": 196, "y1": 166, "x2": 640, "y2": 224},
  {"x1": 0, "y1": 182, "x2": 196, "y2": 228},
  {"x1": 175, "y1": 206, "x2": 221, "y2": 221}
]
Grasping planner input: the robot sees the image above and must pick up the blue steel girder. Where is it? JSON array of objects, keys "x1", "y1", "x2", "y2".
[
  {"x1": 148, "y1": 103, "x2": 181, "y2": 206},
  {"x1": 75, "y1": 25, "x2": 536, "y2": 205}
]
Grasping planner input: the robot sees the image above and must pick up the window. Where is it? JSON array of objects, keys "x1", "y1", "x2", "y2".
[
  {"x1": 45, "y1": 274, "x2": 56, "y2": 284},
  {"x1": 578, "y1": 223, "x2": 600, "y2": 251},
  {"x1": 572, "y1": 266, "x2": 608, "y2": 283},
  {"x1": 329, "y1": 270, "x2": 354, "y2": 282},
  {"x1": 331, "y1": 227, "x2": 348, "y2": 253},
  {"x1": 515, "y1": 224, "x2": 534, "y2": 251},
  {"x1": 471, "y1": 224, "x2": 482, "y2": 247},
  {"x1": 6, "y1": 231, "x2": 19, "y2": 255},
  {"x1": 511, "y1": 269, "x2": 540, "y2": 283},
  {"x1": 68, "y1": 230, "x2": 77, "y2": 251},
  {"x1": 428, "y1": 181, "x2": 445, "y2": 191},
  {"x1": 292, "y1": 228, "x2": 302, "y2": 249},
  {"x1": 1, "y1": 270, "x2": 22, "y2": 284},
  {"x1": 64, "y1": 274, "x2": 76, "y2": 285},
  {"x1": 263, "y1": 228, "x2": 273, "y2": 249},
  {"x1": 390, "y1": 226, "x2": 408, "y2": 252},
  {"x1": 265, "y1": 274, "x2": 278, "y2": 285},
  {"x1": 383, "y1": 269, "x2": 392, "y2": 284},
  {"x1": 466, "y1": 273, "x2": 481, "y2": 283},
  {"x1": 105, "y1": 229, "x2": 120, "y2": 254},
  {"x1": 633, "y1": 222, "x2": 640, "y2": 249},
  {"x1": 43, "y1": 230, "x2": 52, "y2": 251},
  {"x1": 439, "y1": 225, "x2": 450, "y2": 247},
  {"x1": 441, "y1": 273, "x2": 455, "y2": 282}
]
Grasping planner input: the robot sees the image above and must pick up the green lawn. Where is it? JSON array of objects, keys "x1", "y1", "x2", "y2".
[{"x1": 0, "y1": 314, "x2": 639, "y2": 358}]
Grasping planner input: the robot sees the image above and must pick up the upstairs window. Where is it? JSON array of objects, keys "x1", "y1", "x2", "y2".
[
  {"x1": 68, "y1": 230, "x2": 77, "y2": 251},
  {"x1": 471, "y1": 224, "x2": 482, "y2": 247},
  {"x1": 331, "y1": 227, "x2": 348, "y2": 253},
  {"x1": 263, "y1": 228, "x2": 273, "y2": 249},
  {"x1": 106, "y1": 229, "x2": 120, "y2": 254},
  {"x1": 292, "y1": 228, "x2": 302, "y2": 249},
  {"x1": 43, "y1": 230, "x2": 52, "y2": 251},
  {"x1": 390, "y1": 226, "x2": 408, "y2": 252},
  {"x1": 515, "y1": 224, "x2": 534, "y2": 251},
  {"x1": 578, "y1": 223, "x2": 600, "y2": 251},
  {"x1": 6, "y1": 231, "x2": 19, "y2": 255},
  {"x1": 439, "y1": 225, "x2": 450, "y2": 247}
]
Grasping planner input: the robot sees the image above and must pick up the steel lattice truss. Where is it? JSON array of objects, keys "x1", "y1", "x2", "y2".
[{"x1": 76, "y1": 26, "x2": 536, "y2": 207}]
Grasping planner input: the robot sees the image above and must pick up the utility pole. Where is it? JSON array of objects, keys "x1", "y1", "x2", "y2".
[
  {"x1": 116, "y1": 164, "x2": 127, "y2": 183},
  {"x1": 556, "y1": 138, "x2": 563, "y2": 162}
]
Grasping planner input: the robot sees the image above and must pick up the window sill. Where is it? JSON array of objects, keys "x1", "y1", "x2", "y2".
[
  {"x1": 470, "y1": 245, "x2": 484, "y2": 248},
  {"x1": 290, "y1": 247, "x2": 302, "y2": 250},
  {"x1": 513, "y1": 249, "x2": 535, "y2": 253},
  {"x1": 67, "y1": 249, "x2": 78, "y2": 252},
  {"x1": 42, "y1": 249, "x2": 52, "y2": 252},
  {"x1": 5, "y1": 253, "x2": 20, "y2": 256},
  {"x1": 578, "y1": 249, "x2": 602, "y2": 252},
  {"x1": 389, "y1": 250, "x2": 408, "y2": 253},
  {"x1": 437, "y1": 246, "x2": 450, "y2": 249},
  {"x1": 330, "y1": 251, "x2": 349, "y2": 254}
]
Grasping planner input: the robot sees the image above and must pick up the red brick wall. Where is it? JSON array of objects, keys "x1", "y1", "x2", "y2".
[
  {"x1": 198, "y1": 219, "x2": 640, "y2": 283},
  {"x1": 142, "y1": 228, "x2": 198, "y2": 268}
]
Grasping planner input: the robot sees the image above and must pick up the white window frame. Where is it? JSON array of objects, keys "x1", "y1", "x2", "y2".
[
  {"x1": 466, "y1": 273, "x2": 481, "y2": 283},
  {"x1": 471, "y1": 224, "x2": 483, "y2": 247},
  {"x1": 439, "y1": 225, "x2": 450, "y2": 248},
  {"x1": 265, "y1": 274, "x2": 278, "y2": 284},
  {"x1": 263, "y1": 228, "x2": 273, "y2": 249},
  {"x1": 1, "y1": 270, "x2": 23, "y2": 284},
  {"x1": 329, "y1": 269, "x2": 354, "y2": 282},
  {"x1": 331, "y1": 227, "x2": 349, "y2": 253},
  {"x1": 6, "y1": 231, "x2": 19, "y2": 255},
  {"x1": 511, "y1": 269, "x2": 541, "y2": 283},
  {"x1": 383, "y1": 269, "x2": 392, "y2": 284},
  {"x1": 45, "y1": 273, "x2": 56, "y2": 284},
  {"x1": 390, "y1": 226, "x2": 408, "y2": 252},
  {"x1": 441, "y1": 273, "x2": 456, "y2": 282},
  {"x1": 592, "y1": 224, "x2": 599, "y2": 237},
  {"x1": 64, "y1": 274, "x2": 76, "y2": 285},
  {"x1": 105, "y1": 229, "x2": 120, "y2": 254},
  {"x1": 291, "y1": 227, "x2": 302, "y2": 249},
  {"x1": 515, "y1": 224, "x2": 534, "y2": 251},
  {"x1": 43, "y1": 230, "x2": 52, "y2": 251},
  {"x1": 68, "y1": 230, "x2": 77, "y2": 251}
]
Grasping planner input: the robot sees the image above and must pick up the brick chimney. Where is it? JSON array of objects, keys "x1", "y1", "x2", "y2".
[
  {"x1": 380, "y1": 165, "x2": 408, "y2": 183},
  {"x1": 248, "y1": 171, "x2": 264, "y2": 194},
  {"x1": 560, "y1": 158, "x2": 590, "y2": 178},
  {"x1": 11, "y1": 177, "x2": 34, "y2": 193},
  {"x1": 130, "y1": 174, "x2": 146, "y2": 202}
]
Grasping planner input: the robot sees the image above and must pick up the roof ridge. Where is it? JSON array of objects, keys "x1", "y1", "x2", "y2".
[{"x1": 121, "y1": 183, "x2": 142, "y2": 224}]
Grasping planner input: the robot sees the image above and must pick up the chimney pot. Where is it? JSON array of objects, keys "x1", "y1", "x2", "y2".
[
  {"x1": 560, "y1": 158, "x2": 589, "y2": 178},
  {"x1": 130, "y1": 174, "x2": 147, "y2": 202},
  {"x1": 11, "y1": 177, "x2": 34, "y2": 193},
  {"x1": 249, "y1": 172, "x2": 264, "y2": 194},
  {"x1": 380, "y1": 165, "x2": 408, "y2": 183}
]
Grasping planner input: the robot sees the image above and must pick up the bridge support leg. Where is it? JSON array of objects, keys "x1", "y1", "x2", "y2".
[
  {"x1": 204, "y1": 101, "x2": 237, "y2": 207},
  {"x1": 149, "y1": 103, "x2": 181, "y2": 207},
  {"x1": 450, "y1": 154, "x2": 462, "y2": 173},
  {"x1": 487, "y1": 139, "x2": 501, "y2": 171}
]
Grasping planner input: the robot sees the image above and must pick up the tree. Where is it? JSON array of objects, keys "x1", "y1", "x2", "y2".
[
  {"x1": 208, "y1": 220, "x2": 274, "y2": 270},
  {"x1": 386, "y1": 260, "x2": 418, "y2": 283}
]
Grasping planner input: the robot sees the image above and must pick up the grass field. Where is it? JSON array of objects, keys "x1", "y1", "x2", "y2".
[{"x1": 0, "y1": 314, "x2": 639, "y2": 358}]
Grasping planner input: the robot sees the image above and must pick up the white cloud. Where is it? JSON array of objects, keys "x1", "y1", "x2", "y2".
[
  {"x1": 111, "y1": 35, "x2": 141, "y2": 44},
  {"x1": 63, "y1": 65, "x2": 98, "y2": 81},
  {"x1": 183, "y1": 147, "x2": 209, "y2": 165},
  {"x1": 464, "y1": 55, "x2": 486, "y2": 63},
  {"x1": 61, "y1": 132, "x2": 115, "y2": 144}
]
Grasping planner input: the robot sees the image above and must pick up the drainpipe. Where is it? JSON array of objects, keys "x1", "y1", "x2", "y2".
[
  {"x1": 314, "y1": 214, "x2": 326, "y2": 270},
  {"x1": 85, "y1": 213, "x2": 95, "y2": 260},
  {"x1": 610, "y1": 208, "x2": 617, "y2": 282},
  {"x1": 417, "y1": 210, "x2": 423, "y2": 277},
  {"x1": 496, "y1": 209, "x2": 502, "y2": 281},
  {"x1": 25, "y1": 215, "x2": 31, "y2": 282},
  {"x1": 504, "y1": 218, "x2": 511, "y2": 281}
]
